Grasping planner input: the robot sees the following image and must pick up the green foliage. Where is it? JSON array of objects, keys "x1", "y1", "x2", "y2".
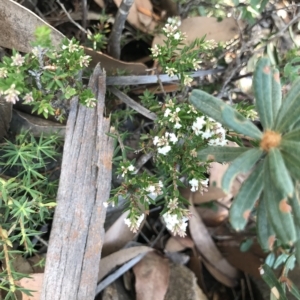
[
  {"x1": 0, "y1": 130, "x2": 62, "y2": 297},
  {"x1": 0, "y1": 28, "x2": 96, "y2": 122},
  {"x1": 190, "y1": 57, "x2": 300, "y2": 298}
]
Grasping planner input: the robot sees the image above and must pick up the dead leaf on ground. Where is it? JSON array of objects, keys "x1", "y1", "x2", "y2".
[
  {"x1": 17, "y1": 273, "x2": 44, "y2": 300},
  {"x1": 153, "y1": 17, "x2": 240, "y2": 50},
  {"x1": 165, "y1": 236, "x2": 194, "y2": 252},
  {"x1": 165, "y1": 263, "x2": 208, "y2": 300},
  {"x1": 189, "y1": 205, "x2": 239, "y2": 286},
  {"x1": 98, "y1": 246, "x2": 153, "y2": 282},
  {"x1": 0, "y1": 0, "x2": 63, "y2": 53},
  {"x1": 102, "y1": 211, "x2": 144, "y2": 257},
  {"x1": 0, "y1": 0, "x2": 147, "y2": 75},
  {"x1": 133, "y1": 252, "x2": 169, "y2": 300},
  {"x1": 113, "y1": 0, "x2": 158, "y2": 33}
]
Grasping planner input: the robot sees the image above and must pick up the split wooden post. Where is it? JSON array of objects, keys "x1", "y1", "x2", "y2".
[{"x1": 41, "y1": 64, "x2": 113, "y2": 300}]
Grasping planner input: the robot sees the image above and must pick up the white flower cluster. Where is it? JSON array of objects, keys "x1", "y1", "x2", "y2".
[
  {"x1": 145, "y1": 181, "x2": 163, "y2": 200},
  {"x1": 192, "y1": 116, "x2": 227, "y2": 146},
  {"x1": 124, "y1": 214, "x2": 144, "y2": 233},
  {"x1": 164, "y1": 106, "x2": 182, "y2": 129},
  {"x1": 121, "y1": 164, "x2": 135, "y2": 177},
  {"x1": 62, "y1": 40, "x2": 80, "y2": 53},
  {"x1": 189, "y1": 178, "x2": 209, "y2": 193},
  {"x1": 163, "y1": 210, "x2": 189, "y2": 237},
  {"x1": 2, "y1": 84, "x2": 20, "y2": 104},
  {"x1": 153, "y1": 132, "x2": 178, "y2": 155}
]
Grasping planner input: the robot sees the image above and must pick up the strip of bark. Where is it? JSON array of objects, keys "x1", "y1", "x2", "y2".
[{"x1": 41, "y1": 64, "x2": 113, "y2": 300}]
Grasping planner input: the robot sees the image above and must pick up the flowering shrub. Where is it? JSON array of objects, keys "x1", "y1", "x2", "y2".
[
  {"x1": 0, "y1": 26, "x2": 96, "y2": 122},
  {"x1": 109, "y1": 18, "x2": 257, "y2": 236}
]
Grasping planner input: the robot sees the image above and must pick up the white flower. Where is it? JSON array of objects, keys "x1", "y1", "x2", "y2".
[
  {"x1": 124, "y1": 214, "x2": 144, "y2": 233},
  {"x1": 153, "y1": 136, "x2": 160, "y2": 145},
  {"x1": 11, "y1": 53, "x2": 25, "y2": 67},
  {"x1": 165, "y1": 99, "x2": 175, "y2": 108},
  {"x1": 151, "y1": 44, "x2": 161, "y2": 57},
  {"x1": 200, "y1": 178, "x2": 209, "y2": 194},
  {"x1": 158, "y1": 145, "x2": 171, "y2": 155},
  {"x1": 163, "y1": 212, "x2": 188, "y2": 237},
  {"x1": 164, "y1": 108, "x2": 171, "y2": 117},
  {"x1": 128, "y1": 165, "x2": 135, "y2": 172},
  {"x1": 192, "y1": 58, "x2": 201, "y2": 70},
  {"x1": 167, "y1": 198, "x2": 178, "y2": 211},
  {"x1": 62, "y1": 40, "x2": 79, "y2": 53},
  {"x1": 169, "y1": 133, "x2": 178, "y2": 144},
  {"x1": 169, "y1": 107, "x2": 181, "y2": 124},
  {"x1": 189, "y1": 178, "x2": 199, "y2": 192},
  {"x1": 0, "y1": 68, "x2": 8, "y2": 78},
  {"x1": 79, "y1": 55, "x2": 90, "y2": 68},
  {"x1": 145, "y1": 181, "x2": 163, "y2": 200},
  {"x1": 192, "y1": 116, "x2": 206, "y2": 135},
  {"x1": 121, "y1": 164, "x2": 135, "y2": 177},
  {"x1": 174, "y1": 122, "x2": 182, "y2": 129},
  {"x1": 85, "y1": 98, "x2": 96, "y2": 108},
  {"x1": 163, "y1": 24, "x2": 178, "y2": 37},
  {"x1": 166, "y1": 66, "x2": 177, "y2": 77},
  {"x1": 201, "y1": 129, "x2": 213, "y2": 139},
  {"x1": 173, "y1": 32, "x2": 181, "y2": 40},
  {"x1": 23, "y1": 92, "x2": 34, "y2": 104},
  {"x1": 183, "y1": 75, "x2": 193, "y2": 87},
  {"x1": 4, "y1": 84, "x2": 20, "y2": 104},
  {"x1": 167, "y1": 17, "x2": 181, "y2": 27}
]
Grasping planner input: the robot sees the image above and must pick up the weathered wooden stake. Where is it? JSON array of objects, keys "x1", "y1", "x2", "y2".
[{"x1": 41, "y1": 65, "x2": 113, "y2": 300}]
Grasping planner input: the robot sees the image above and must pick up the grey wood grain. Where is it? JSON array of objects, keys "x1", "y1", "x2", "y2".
[{"x1": 41, "y1": 64, "x2": 114, "y2": 300}]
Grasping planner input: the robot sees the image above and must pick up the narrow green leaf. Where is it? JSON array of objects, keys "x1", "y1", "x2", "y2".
[
  {"x1": 281, "y1": 151, "x2": 300, "y2": 181},
  {"x1": 257, "y1": 197, "x2": 276, "y2": 252},
  {"x1": 229, "y1": 160, "x2": 264, "y2": 231},
  {"x1": 197, "y1": 146, "x2": 249, "y2": 162},
  {"x1": 271, "y1": 68, "x2": 282, "y2": 119},
  {"x1": 294, "y1": 228, "x2": 300, "y2": 265},
  {"x1": 275, "y1": 77, "x2": 300, "y2": 131},
  {"x1": 268, "y1": 148, "x2": 294, "y2": 198},
  {"x1": 222, "y1": 106, "x2": 263, "y2": 140},
  {"x1": 189, "y1": 89, "x2": 225, "y2": 123},
  {"x1": 280, "y1": 140, "x2": 300, "y2": 156},
  {"x1": 253, "y1": 57, "x2": 274, "y2": 129},
  {"x1": 259, "y1": 264, "x2": 288, "y2": 300},
  {"x1": 222, "y1": 148, "x2": 263, "y2": 193},
  {"x1": 264, "y1": 159, "x2": 296, "y2": 245},
  {"x1": 282, "y1": 128, "x2": 300, "y2": 141}
]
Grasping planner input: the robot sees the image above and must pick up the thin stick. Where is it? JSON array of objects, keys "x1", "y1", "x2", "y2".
[
  {"x1": 56, "y1": 0, "x2": 88, "y2": 34},
  {"x1": 107, "y1": 0, "x2": 134, "y2": 59}
]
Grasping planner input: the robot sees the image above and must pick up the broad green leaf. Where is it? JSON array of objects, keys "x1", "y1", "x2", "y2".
[
  {"x1": 229, "y1": 160, "x2": 264, "y2": 231},
  {"x1": 257, "y1": 198, "x2": 275, "y2": 252},
  {"x1": 222, "y1": 148, "x2": 263, "y2": 193},
  {"x1": 282, "y1": 128, "x2": 300, "y2": 141},
  {"x1": 280, "y1": 140, "x2": 300, "y2": 156},
  {"x1": 189, "y1": 89, "x2": 224, "y2": 123},
  {"x1": 222, "y1": 106, "x2": 263, "y2": 140},
  {"x1": 259, "y1": 264, "x2": 288, "y2": 300},
  {"x1": 275, "y1": 77, "x2": 300, "y2": 131},
  {"x1": 264, "y1": 158, "x2": 296, "y2": 245},
  {"x1": 294, "y1": 229, "x2": 300, "y2": 266},
  {"x1": 197, "y1": 146, "x2": 249, "y2": 162},
  {"x1": 253, "y1": 57, "x2": 274, "y2": 129},
  {"x1": 268, "y1": 148, "x2": 294, "y2": 198},
  {"x1": 281, "y1": 151, "x2": 300, "y2": 181},
  {"x1": 271, "y1": 68, "x2": 282, "y2": 119}
]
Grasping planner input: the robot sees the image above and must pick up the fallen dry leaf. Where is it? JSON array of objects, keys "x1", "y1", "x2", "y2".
[
  {"x1": 153, "y1": 17, "x2": 240, "y2": 50},
  {"x1": 17, "y1": 273, "x2": 44, "y2": 300},
  {"x1": 189, "y1": 205, "x2": 239, "y2": 286},
  {"x1": 133, "y1": 252, "x2": 170, "y2": 300},
  {"x1": 0, "y1": 0, "x2": 63, "y2": 53},
  {"x1": 165, "y1": 262, "x2": 208, "y2": 300},
  {"x1": 165, "y1": 236, "x2": 194, "y2": 252},
  {"x1": 0, "y1": 1, "x2": 147, "y2": 75},
  {"x1": 113, "y1": 0, "x2": 158, "y2": 33},
  {"x1": 102, "y1": 211, "x2": 142, "y2": 257},
  {"x1": 98, "y1": 246, "x2": 153, "y2": 282}
]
